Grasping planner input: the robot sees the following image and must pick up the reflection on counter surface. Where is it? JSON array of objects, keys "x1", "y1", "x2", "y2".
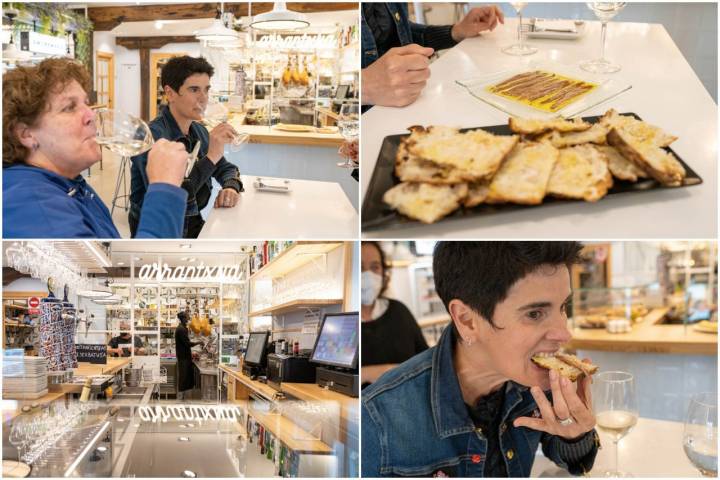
[
  {"x1": 361, "y1": 241, "x2": 717, "y2": 478},
  {"x1": 2, "y1": 240, "x2": 359, "y2": 477}
]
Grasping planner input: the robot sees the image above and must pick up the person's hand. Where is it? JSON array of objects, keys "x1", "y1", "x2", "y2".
[
  {"x1": 214, "y1": 188, "x2": 240, "y2": 208},
  {"x1": 362, "y1": 44, "x2": 434, "y2": 107},
  {"x1": 207, "y1": 123, "x2": 238, "y2": 163},
  {"x1": 451, "y1": 5, "x2": 505, "y2": 42},
  {"x1": 338, "y1": 139, "x2": 358, "y2": 165},
  {"x1": 513, "y1": 361, "x2": 596, "y2": 440},
  {"x1": 146, "y1": 138, "x2": 187, "y2": 187}
]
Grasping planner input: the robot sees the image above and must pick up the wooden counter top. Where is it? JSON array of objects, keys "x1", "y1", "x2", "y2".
[
  {"x1": 73, "y1": 357, "x2": 132, "y2": 376},
  {"x1": 568, "y1": 308, "x2": 717, "y2": 355},
  {"x1": 231, "y1": 122, "x2": 344, "y2": 148},
  {"x1": 282, "y1": 382, "x2": 358, "y2": 425},
  {"x1": 219, "y1": 364, "x2": 278, "y2": 401},
  {"x1": 2, "y1": 391, "x2": 66, "y2": 422},
  {"x1": 247, "y1": 404, "x2": 333, "y2": 455}
]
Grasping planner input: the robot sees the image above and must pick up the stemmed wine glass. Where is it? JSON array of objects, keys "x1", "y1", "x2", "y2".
[
  {"x1": 593, "y1": 371, "x2": 638, "y2": 477},
  {"x1": 336, "y1": 103, "x2": 359, "y2": 169},
  {"x1": 203, "y1": 99, "x2": 250, "y2": 153},
  {"x1": 502, "y1": 3, "x2": 537, "y2": 56},
  {"x1": 683, "y1": 392, "x2": 718, "y2": 477},
  {"x1": 581, "y1": 2, "x2": 627, "y2": 73}
]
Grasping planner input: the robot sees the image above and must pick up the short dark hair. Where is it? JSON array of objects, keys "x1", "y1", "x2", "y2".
[
  {"x1": 161, "y1": 56, "x2": 214, "y2": 93},
  {"x1": 177, "y1": 311, "x2": 189, "y2": 323},
  {"x1": 364, "y1": 241, "x2": 390, "y2": 297},
  {"x1": 433, "y1": 242, "x2": 583, "y2": 329}
]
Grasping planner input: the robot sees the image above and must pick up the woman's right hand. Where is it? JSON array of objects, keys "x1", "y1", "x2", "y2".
[{"x1": 147, "y1": 139, "x2": 187, "y2": 187}]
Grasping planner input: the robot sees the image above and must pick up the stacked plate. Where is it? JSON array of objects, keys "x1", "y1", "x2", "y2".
[{"x1": 2, "y1": 356, "x2": 48, "y2": 400}]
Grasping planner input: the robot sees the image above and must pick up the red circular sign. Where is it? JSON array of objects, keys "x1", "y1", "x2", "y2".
[{"x1": 28, "y1": 297, "x2": 40, "y2": 308}]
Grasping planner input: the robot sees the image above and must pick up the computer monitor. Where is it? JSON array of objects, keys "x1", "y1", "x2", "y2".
[
  {"x1": 244, "y1": 331, "x2": 269, "y2": 367},
  {"x1": 310, "y1": 312, "x2": 358, "y2": 370},
  {"x1": 335, "y1": 84, "x2": 350, "y2": 100}
]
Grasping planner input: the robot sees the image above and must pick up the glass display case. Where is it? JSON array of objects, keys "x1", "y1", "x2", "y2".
[{"x1": 571, "y1": 285, "x2": 666, "y2": 329}]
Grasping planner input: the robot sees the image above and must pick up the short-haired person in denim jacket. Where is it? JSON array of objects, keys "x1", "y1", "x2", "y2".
[
  {"x1": 362, "y1": 242, "x2": 601, "y2": 477},
  {"x1": 362, "y1": 3, "x2": 504, "y2": 108}
]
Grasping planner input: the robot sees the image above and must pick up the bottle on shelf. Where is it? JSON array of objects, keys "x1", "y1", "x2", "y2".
[{"x1": 79, "y1": 377, "x2": 92, "y2": 402}]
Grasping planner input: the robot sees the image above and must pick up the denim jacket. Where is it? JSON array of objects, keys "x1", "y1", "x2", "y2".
[
  {"x1": 361, "y1": 3, "x2": 433, "y2": 69},
  {"x1": 130, "y1": 106, "x2": 242, "y2": 236},
  {"x1": 362, "y1": 326, "x2": 599, "y2": 477}
]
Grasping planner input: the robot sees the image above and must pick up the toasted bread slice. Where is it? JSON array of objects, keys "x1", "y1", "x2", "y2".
[
  {"x1": 509, "y1": 116, "x2": 591, "y2": 135},
  {"x1": 486, "y1": 142, "x2": 559, "y2": 205},
  {"x1": 555, "y1": 352, "x2": 599, "y2": 376},
  {"x1": 383, "y1": 182, "x2": 468, "y2": 224},
  {"x1": 607, "y1": 128, "x2": 686, "y2": 187},
  {"x1": 531, "y1": 355, "x2": 584, "y2": 381},
  {"x1": 550, "y1": 123, "x2": 608, "y2": 148},
  {"x1": 463, "y1": 181, "x2": 490, "y2": 208},
  {"x1": 396, "y1": 126, "x2": 519, "y2": 184},
  {"x1": 597, "y1": 145, "x2": 648, "y2": 182},
  {"x1": 547, "y1": 145, "x2": 613, "y2": 202},
  {"x1": 600, "y1": 109, "x2": 677, "y2": 147}
]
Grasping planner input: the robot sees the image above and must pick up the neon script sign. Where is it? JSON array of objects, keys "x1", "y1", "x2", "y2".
[
  {"x1": 137, "y1": 262, "x2": 245, "y2": 283},
  {"x1": 138, "y1": 404, "x2": 244, "y2": 423}
]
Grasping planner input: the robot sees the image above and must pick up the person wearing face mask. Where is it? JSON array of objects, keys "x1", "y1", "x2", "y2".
[
  {"x1": 361, "y1": 241, "x2": 428, "y2": 388},
  {"x1": 129, "y1": 56, "x2": 243, "y2": 238},
  {"x1": 2, "y1": 57, "x2": 189, "y2": 238},
  {"x1": 362, "y1": 242, "x2": 599, "y2": 477}
]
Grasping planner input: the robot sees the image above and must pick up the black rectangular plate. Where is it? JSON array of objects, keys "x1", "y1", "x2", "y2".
[{"x1": 361, "y1": 113, "x2": 702, "y2": 231}]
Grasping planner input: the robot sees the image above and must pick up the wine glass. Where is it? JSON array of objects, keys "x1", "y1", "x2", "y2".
[
  {"x1": 683, "y1": 392, "x2": 718, "y2": 477},
  {"x1": 9, "y1": 415, "x2": 29, "y2": 463},
  {"x1": 336, "y1": 103, "x2": 359, "y2": 169},
  {"x1": 95, "y1": 109, "x2": 197, "y2": 178},
  {"x1": 580, "y1": 2, "x2": 627, "y2": 74},
  {"x1": 502, "y1": 3, "x2": 537, "y2": 56},
  {"x1": 203, "y1": 99, "x2": 250, "y2": 153},
  {"x1": 593, "y1": 371, "x2": 638, "y2": 477}
]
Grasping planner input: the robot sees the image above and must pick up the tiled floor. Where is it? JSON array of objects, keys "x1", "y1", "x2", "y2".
[{"x1": 84, "y1": 151, "x2": 131, "y2": 238}]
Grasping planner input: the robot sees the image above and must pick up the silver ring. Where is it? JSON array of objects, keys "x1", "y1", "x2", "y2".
[{"x1": 558, "y1": 417, "x2": 574, "y2": 426}]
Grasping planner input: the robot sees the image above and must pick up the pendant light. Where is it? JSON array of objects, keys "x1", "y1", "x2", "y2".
[
  {"x1": 77, "y1": 278, "x2": 113, "y2": 298},
  {"x1": 250, "y1": 2, "x2": 309, "y2": 31},
  {"x1": 93, "y1": 295, "x2": 122, "y2": 305},
  {"x1": 194, "y1": 2, "x2": 239, "y2": 43}
]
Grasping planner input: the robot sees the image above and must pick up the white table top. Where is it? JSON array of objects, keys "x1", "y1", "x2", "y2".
[
  {"x1": 361, "y1": 19, "x2": 717, "y2": 238},
  {"x1": 531, "y1": 416, "x2": 704, "y2": 477},
  {"x1": 199, "y1": 175, "x2": 358, "y2": 239}
]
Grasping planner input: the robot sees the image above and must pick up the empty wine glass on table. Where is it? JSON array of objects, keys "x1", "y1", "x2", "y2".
[
  {"x1": 593, "y1": 371, "x2": 638, "y2": 477},
  {"x1": 502, "y1": 2, "x2": 537, "y2": 56},
  {"x1": 683, "y1": 392, "x2": 718, "y2": 477},
  {"x1": 202, "y1": 99, "x2": 250, "y2": 153},
  {"x1": 337, "y1": 103, "x2": 359, "y2": 169},
  {"x1": 581, "y1": 2, "x2": 627, "y2": 73}
]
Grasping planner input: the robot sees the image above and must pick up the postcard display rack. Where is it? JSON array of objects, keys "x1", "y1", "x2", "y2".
[{"x1": 104, "y1": 254, "x2": 250, "y2": 379}]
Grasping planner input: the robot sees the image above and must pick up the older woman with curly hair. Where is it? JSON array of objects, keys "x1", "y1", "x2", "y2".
[{"x1": 3, "y1": 57, "x2": 188, "y2": 238}]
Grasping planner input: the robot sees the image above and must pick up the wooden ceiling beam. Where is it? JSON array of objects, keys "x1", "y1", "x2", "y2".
[{"x1": 88, "y1": 2, "x2": 357, "y2": 31}]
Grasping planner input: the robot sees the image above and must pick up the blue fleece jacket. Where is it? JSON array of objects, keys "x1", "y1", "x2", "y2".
[{"x1": 3, "y1": 165, "x2": 187, "y2": 238}]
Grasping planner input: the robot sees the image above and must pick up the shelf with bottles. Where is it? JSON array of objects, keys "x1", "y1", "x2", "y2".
[{"x1": 250, "y1": 242, "x2": 342, "y2": 281}]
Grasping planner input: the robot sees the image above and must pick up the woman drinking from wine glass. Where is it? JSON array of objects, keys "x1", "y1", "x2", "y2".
[
  {"x1": 362, "y1": 242, "x2": 600, "y2": 477},
  {"x1": 2, "y1": 57, "x2": 189, "y2": 238}
]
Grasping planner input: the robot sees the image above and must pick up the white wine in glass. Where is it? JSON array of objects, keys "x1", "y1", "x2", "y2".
[
  {"x1": 202, "y1": 100, "x2": 250, "y2": 153},
  {"x1": 502, "y1": 3, "x2": 537, "y2": 56},
  {"x1": 593, "y1": 371, "x2": 638, "y2": 477},
  {"x1": 581, "y1": 2, "x2": 627, "y2": 74},
  {"x1": 95, "y1": 109, "x2": 154, "y2": 157},
  {"x1": 337, "y1": 103, "x2": 359, "y2": 169},
  {"x1": 683, "y1": 392, "x2": 718, "y2": 477}
]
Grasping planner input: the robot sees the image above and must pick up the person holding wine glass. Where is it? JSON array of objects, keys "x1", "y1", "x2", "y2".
[
  {"x1": 362, "y1": 242, "x2": 600, "y2": 477},
  {"x1": 129, "y1": 56, "x2": 243, "y2": 238},
  {"x1": 2, "y1": 57, "x2": 189, "y2": 238},
  {"x1": 362, "y1": 3, "x2": 504, "y2": 108}
]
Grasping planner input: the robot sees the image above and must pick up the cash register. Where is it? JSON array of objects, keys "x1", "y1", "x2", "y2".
[
  {"x1": 310, "y1": 312, "x2": 359, "y2": 397},
  {"x1": 242, "y1": 331, "x2": 269, "y2": 379}
]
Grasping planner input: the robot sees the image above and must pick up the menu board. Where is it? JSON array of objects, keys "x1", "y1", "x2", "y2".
[{"x1": 76, "y1": 344, "x2": 107, "y2": 364}]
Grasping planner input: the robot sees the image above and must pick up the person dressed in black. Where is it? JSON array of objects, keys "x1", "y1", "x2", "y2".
[
  {"x1": 107, "y1": 324, "x2": 145, "y2": 357},
  {"x1": 175, "y1": 312, "x2": 201, "y2": 400},
  {"x1": 361, "y1": 3, "x2": 504, "y2": 108},
  {"x1": 361, "y1": 241, "x2": 428, "y2": 388}
]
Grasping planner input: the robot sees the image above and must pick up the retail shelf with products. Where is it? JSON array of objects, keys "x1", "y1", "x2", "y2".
[
  {"x1": 250, "y1": 242, "x2": 343, "y2": 281},
  {"x1": 249, "y1": 299, "x2": 342, "y2": 317}
]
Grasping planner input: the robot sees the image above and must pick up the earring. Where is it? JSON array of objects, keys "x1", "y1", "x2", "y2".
[
  {"x1": 32, "y1": 142, "x2": 39, "y2": 151},
  {"x1": 464, "y1": 337, "x2": 474, "y2": 347}
]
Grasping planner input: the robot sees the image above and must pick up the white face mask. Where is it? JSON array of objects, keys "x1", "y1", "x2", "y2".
[{"x1": 361, "y1": 271, "x2": 383, "y2": 306}]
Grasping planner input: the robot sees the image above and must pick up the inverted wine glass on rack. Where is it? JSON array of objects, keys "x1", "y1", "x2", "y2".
[
  {"x1": 683, "y1": 392, "x2": 718, "y2": 477},
  {"x1": 337, "y1": 103, "x2": 359, "y2": 169},
  {"x1": 502, "y1": 3, "x2": 537, "y2": 56},
  {"x1": 202, "y1": 99, "x2": 250, "y2": 153},
  {"x1": 593, "y1": 371, "x2": 638, "y2": 477},
  {"x1": 580, "y1": 2, "x2": 627, "y2": 73}
]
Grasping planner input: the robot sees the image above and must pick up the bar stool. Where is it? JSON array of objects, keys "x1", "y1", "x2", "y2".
[{"x1": 111, "y1": 156, "x2": 130, "y2": 216}]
